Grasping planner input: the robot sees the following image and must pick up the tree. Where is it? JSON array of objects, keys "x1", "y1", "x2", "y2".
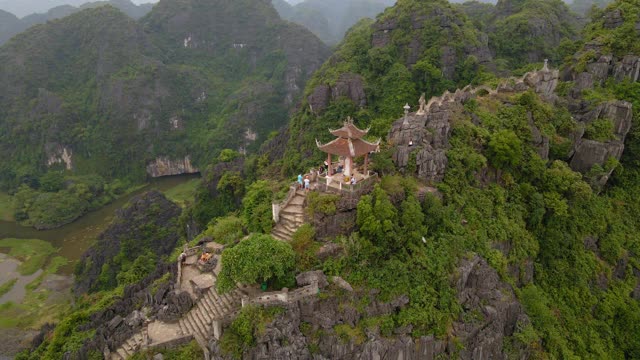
[
  {"x1": 357, "y1": 185, "x2": 399, "y2": 250},
  {"x1": 39, "y1": 171, "x2": 65, "y2": 192},
  {"x1": 211, "y1": 215, "x2": 245, "y2": 245},
  {"x1": 401, "y1": 195, "x2": 426, "y2": 247},
  {"x1": 487, "y1": 130, "x2": 523, "y2": 170},
  {"x1": 217, "y1": 234, "x2": 295, "y2": 293},
  {"x1": 241, "y1": 180, "x2": 273, "y2": 233}
]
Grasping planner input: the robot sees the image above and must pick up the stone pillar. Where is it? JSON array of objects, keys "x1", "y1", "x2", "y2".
[
  {"x1": 282, "y1": 288, "x2": 289, "y2": 302},
  {"x1": 344, "y1": 156, "x2": 353, "y2": 177},
  {"x1": 241, "y1": 295, "x2": 249, "y2": 307},
  {"x1": 327, "y1": 153, "x2": 332, "y2": 176}
]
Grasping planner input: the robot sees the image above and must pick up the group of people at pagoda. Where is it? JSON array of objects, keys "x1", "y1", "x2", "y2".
[{"x1": 314, "y1": 117, "x2": 380, "y2": 185}]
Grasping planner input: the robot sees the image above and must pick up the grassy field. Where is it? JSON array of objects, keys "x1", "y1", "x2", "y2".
[
  {"x1": 0, "y1": 238, "x2": 58, "y2": 276},
  {"x1": 0, "y1": 251, "x2": 70, "y2": 329},
  {"x1": 0, "y1": 192, "x2": 13, "y2": 222},
  {"x1": 162, "y1": 178, "x2": 200, "y2": 207},
  {"x1": 0, "y1": 278, "x2": 17, "y2": 298}
]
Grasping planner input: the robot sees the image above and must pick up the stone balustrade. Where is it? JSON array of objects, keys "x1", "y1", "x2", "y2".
[{"x1": 241, "y1": 281, "x2": 320, "y2": 307}]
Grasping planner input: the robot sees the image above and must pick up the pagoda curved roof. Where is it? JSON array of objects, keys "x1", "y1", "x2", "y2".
[
  {"x1": 316, "y1": 137, "x2": 380, "y2": 158},
  {"x1": 329, "y1": 117, "x2": 369, "y2": 139}
]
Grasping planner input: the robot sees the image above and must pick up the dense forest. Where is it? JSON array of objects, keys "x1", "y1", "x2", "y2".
[
  {"x1": 3, "y1": 0, "x2": 640, "y2": 359},
  {"x1": 0, "y1": 0, "x2": 329, "y2": 228}
]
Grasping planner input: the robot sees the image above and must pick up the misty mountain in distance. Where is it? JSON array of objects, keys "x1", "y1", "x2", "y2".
[
  {"x1": 0, "y1": 0, "x2": 155, "y2": 17},
  {"x1": 274, "y1": 0, "x2": 396, "y2": 45},
  {"x1": 0, "y1": 0, "x2": 153, "y2": 45}
]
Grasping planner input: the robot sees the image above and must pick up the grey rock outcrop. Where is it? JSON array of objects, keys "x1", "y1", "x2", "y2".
[
  {"x1": 388, "y1": 101, "x2": 456, "y2": 183},
  {"x1": 386, "y1": 67, "x2": 563, "y2": 182},
  {"x1": 146, "y1": 156, "x2": 199, "y2": 178},
  {"x1": 603, "y1": 8, "x2": 624, "y2": 29},
  {"x1": 296, "y1": 271, "x2": 328, "y2": 288},
  {"x1": 454, "y1": 255, "x2": 530, "y2": 360},
  {"x1": 569, "y1": 100, "x2": 633, "y2": 180},
  {"x1": 74, "y1": 191, "x2": 182, "y2": 295},
  {"x1": 211, "y1": 255, "x2": 530, "y2": 360},
  {"x1": 613, "y1": 55, "x2": 640, "y2": 82},
  {"x1": 308, "y1": 73, "x2": 366, "y2": 115}
]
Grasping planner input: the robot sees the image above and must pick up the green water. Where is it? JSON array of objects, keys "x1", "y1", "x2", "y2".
[{"x1": 0, "y1": 175, "x2": 199, "y2": 274}]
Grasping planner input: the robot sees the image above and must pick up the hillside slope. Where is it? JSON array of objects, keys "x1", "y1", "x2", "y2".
[
  {"x1": 0, "y1": 0, "x2": 154, "y2": 45},
  {"x1": 0, "y1": 0, "x2": 329, "y2": 193}
]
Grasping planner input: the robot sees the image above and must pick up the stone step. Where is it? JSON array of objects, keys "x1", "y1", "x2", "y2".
[
  {"x1": 181, "y1": 317, "x2": 195, "y2": 335},
  {"x1": 219, "y1": 293, "x2": 231, "y2": 310},
  {"x1": 290, "y1": 196, "x2": 305, "y2": 206},
  {"x1": 208, "y1": 290, "x2": 224, "y2": 318},
  {"x1": 200, "y1": 303, "x2": 213, "y2": 324},
  {"x1": 111, "y1": 352, "x2": 124, "y2": 360},
  {"x1": 225, "y1": 293, "x2": 237, "y2": 308},
  {"x1": 295, "y1": 190, "x2": 306, "y2": 197},
  {"x1": 280, "y1": 217, "x2": 303, "y2": 227},
  {"x1": 190, "y1": 313, "x2": 206, "y2": 337},
  {"x1": 280, "y1": 213, "x2": 305, "y2": 223},
  {"x1": 198, "y1": 305, "x2": 212, "y2": 325},
  {"x1": 200, "y1": 294, "x2": 214, "y2": 315},
  {"x1": 271, "y1": 229, "x2": 291, "y2": 241},
  {"x1": 278, "y1": 221, "x2": 299, "y2": 234},
  {"x1": 274, "y1": 224, "x2": 295, "y2": 236},
  {"x1": 178, "y1": 320, "x2": 188, "y2": 336},
  {"x1": 272, "y1": 227, "x2": 290, "y2": 236},
  {"x1": 281, "y1": 205, "x2": 304, "y2": 215},
  {"x1": 192, "y1": 308, "x2": 207, "y2": 331},
  {"x1": 186, "y1": 317, "x2": 200, "y2": 339},
  {"x1": 117, "y1": 348, "x2": 128, "y2": 359}
]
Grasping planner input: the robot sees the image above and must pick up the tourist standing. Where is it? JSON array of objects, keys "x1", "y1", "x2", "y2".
[{"x1": 297, "y1": 174, "x2": 303, "y2": 189}]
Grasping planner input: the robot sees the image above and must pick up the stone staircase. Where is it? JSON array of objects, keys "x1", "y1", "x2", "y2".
[
  {"x1": 110, "y1": 328, "x2": 148, "y2": 360},
  {"x1": 271, "y1": 190, "x2": 306, "y2": 241},
  {"x1": 178, "y1": 287, "x2": 243, "y2": 340},
  {"x1": 110, "y1": 287, "x2": 242, "y2": 360}
]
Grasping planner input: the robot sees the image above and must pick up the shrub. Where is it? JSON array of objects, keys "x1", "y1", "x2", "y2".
[
  {"x1": 211, "y1": 216, "x2": 245, "y2": 245},
  {"x1": 217, "y1": 234, "x2": 295, "y2": 293}
]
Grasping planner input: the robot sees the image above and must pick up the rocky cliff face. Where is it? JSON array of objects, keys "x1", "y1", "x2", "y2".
[
  {"x1": 208, "y1": 256, "x2": 529, "y2": 360},
  {"x1": 74, "y1": 191, "x2": 182, "y2": 294},
  {"x1": 307, "y1": 73, "x2": 367, "y2": 115},
  {"x1": 388, "y1": 65, "x2": 633, "y2": 186},
  {"x1": 146, "y1": 156, "x2": 199, "y2": 178}
]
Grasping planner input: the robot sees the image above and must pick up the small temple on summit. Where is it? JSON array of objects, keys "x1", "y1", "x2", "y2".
[{"x1": 316, "y1": 117, "x2": 380, "y2": 180}]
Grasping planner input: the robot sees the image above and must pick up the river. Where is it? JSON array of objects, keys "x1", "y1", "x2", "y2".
[{"x1": 0, "y1": 175, "x2": 199, "y2": 274}]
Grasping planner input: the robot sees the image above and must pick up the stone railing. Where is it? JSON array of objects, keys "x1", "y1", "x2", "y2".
[
  {"x1": 316, "y1": 172, "x2": 378, "y2": 198},
  {"x1": 240, "y1": 281, "x2": 319, "y2": 307},
  {"x1": 272, "y1": 184, "x2": 298, "y2": 223}
]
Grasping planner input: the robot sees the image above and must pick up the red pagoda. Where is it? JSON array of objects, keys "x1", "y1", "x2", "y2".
[{"x1": 316, "y1": 117, "x2": 380, "y2": 178}]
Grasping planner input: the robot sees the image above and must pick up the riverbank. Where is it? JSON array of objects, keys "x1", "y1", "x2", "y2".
[
  {"x1": 0, "y1": 175, "x2": 201, "y2": 273},
  {"x1": 0, "y1": 175, "x2": 200, "y2": 357}
]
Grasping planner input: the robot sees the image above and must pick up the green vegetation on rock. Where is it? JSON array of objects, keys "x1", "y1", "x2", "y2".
[
  {"x1": 220, "y1": 305, "x2": 285, "y2": 359},
  {"x1": 217, "y1": 234, "x2": 296, "y2": 293}
]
